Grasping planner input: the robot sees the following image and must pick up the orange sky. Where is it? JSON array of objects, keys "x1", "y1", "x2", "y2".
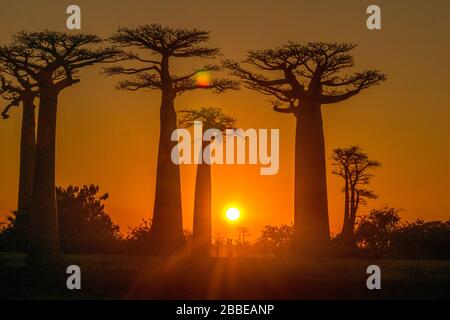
[{"x1": 1, "y1": 0, "x2": 449, "y2": 241}]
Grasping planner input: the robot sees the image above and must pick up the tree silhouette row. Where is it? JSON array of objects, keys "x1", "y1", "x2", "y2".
[{"x1": 1, "y1": 24, "x2": 386, "y2": 263}]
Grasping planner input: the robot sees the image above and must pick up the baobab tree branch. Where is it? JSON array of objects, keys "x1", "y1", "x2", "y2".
[
  {"x1": 1, "y1": 95, "x2": 20, "y2": 119},
  {"x1": 172, "y1": 47, "x2": 219, "y2": 58},
  {"x1": 0, "y1": 48, "x2": 41, "y2": 81},
  {"x1": 104, "y1": 65, "x2": 161, "y2": 76},
  {"x1": 1, "y1": 65, "x2": 32, "y2": 89},
  {"x1": 117, "y1": 73, "x2": 162, "y2": 91},
  {"x1": 246, "y1": 46, "x2": 307, "y2": 71},
  {"x1": 175, "y1": 78, "x2": 238, "y2": 94},
  {"x1": 320, "y1": 89, "x2": 361, "y2": 104},
  {"x1": 272, "y1": 100, "x2": 297, "y2": 114},
  {"x1": 320, "y1": 70, "x2": 386, "y2": 104},
  {"x1": 124, "y1": 52, "x2": 161, "y2": 65},
  {"x1": 54, "y1": 77, "x2": 80, "y2": 92},
  {"x1": 2, "y1": 31, "x2": 121, "y2": 91},
  {"x1": 225, "y1": 45, "x2": 313, "y2": 108},
  {"x1": 0, "y1": 75, "x2": 18, "y2": 94},
  {"x1": 0, "y1": 67, "x2": 38, "y2": 118},
  {"x1": 225, "y1": 60, "x2": 295, "y2": 100},
  {"x1": 226, "y1": 60, "x2": 289, "y2": 86},
  {"x1": 110, "y1": 27, "x2": 163, "y2": 52},
  {"x1": 172, "y1": 64, "x2": 220, "y2": 83},
  {"x1": 66, "y1": 48, "x2": 123, "y2": 70},
  {"x1": 108, "y1": 25, "x2": 232, "y2": 96}
]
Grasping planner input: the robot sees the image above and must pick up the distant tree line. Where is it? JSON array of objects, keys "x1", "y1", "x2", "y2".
[
  {"x1": 1, "y1": 189, "x2": 448, "y2": 259},
  {"x1": 251, "y1": 208, "x2": 450, "y2": 259}
]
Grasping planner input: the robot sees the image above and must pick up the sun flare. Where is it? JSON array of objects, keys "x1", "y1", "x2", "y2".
[
  {"x1": 195, "y1": 71, "x2": 211, "y2": 87},
  {"x1": 225, "y1": 207, "x2": 241, "y2": 222}
]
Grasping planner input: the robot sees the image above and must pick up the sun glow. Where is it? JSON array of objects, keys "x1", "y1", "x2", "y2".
[
  {"x1": 225, "y1": 207, "x2": 241, "y2": 222},
  {"x1": 195, "y1": 71, "x2": 211, "y2": 87}
]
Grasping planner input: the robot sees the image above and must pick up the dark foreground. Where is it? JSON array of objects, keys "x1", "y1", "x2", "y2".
[{"x1": 0, "y1": 253, "x2": 449, "y2": 299}]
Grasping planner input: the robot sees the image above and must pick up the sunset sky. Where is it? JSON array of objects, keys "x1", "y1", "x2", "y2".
[{"x1": 1, "y1": 0, "x2": 449, "y2": 241}]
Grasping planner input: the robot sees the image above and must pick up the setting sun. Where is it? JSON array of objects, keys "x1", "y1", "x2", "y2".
[
  {"x1": 225, "y1": 207, "x2": 241, "y2": 222},
  {"x1": 195, "y1": 71, "x2": 211, "y2": 87}
]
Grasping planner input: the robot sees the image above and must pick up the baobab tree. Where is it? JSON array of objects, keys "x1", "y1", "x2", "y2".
[
  {"x1": 226, "y1": 42, "x2": 386, "y2": 256},
  {"x1": 105, "y1": 24, "x2": 238, "y2": 254},
  {"x1": 0, "y1": 64, "x2": 38, "y2": 217},
  {"x1": 0, "y1": 31, "x2": 119, "y2": 263},
  {"x1": 331, "y1": 145, "x2": 381, "y2": 246},
  {"x1": 178, "y1": 107, "x2": 236, "y2": 257}
]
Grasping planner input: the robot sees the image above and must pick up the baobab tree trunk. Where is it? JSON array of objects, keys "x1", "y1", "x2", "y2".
[
  {"x1": 28, "y1": 89, "x2": 60, "y2": 264},
  {"x1": 151, "y1": 57, "x2": 184, "y2": 254},
  {"x1": 294, "y1": 102, "x2": 330, "y2": 256},
  {"x1": 192, "y1": 141, "x2": 212, "y2": 257},
  {"x1": 17, "y1": 96, "x2": 36, "y2": 216}
]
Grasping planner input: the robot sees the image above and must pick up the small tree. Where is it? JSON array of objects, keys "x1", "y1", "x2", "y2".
[
  {"x1": 226, "y1": 42, "x2": 386, "y2": 256},
  {"x1": 57, "y1": 185, "x2": 121, "y2": 253},
  {"x1": 355, "y1": 207, "x2": 401, "y2": 258},
  {"x1": 0, "y1": 31, "x2": 119, "y2": 263},
  {"x1": 255, "y1": 224, "x2": 294, "y2": 257},
  {"x1": 213, "y1": 232, "x2": 225, "y2": 257},
  {"x1": 125, "y1": 219, "x2": 153, "y2": 254},
  {"x1": 331, "y1": 146, "x2": 381, "y2": 246},
  {"x1": 0, "y1": 185, "x2": 121, "y2": 254},
  {"x1": 178, "y1": 107, "x2": 236, "y2": 257},
  {"x1": 105, "y1": 25, "x2": 238, "y2": 255}
]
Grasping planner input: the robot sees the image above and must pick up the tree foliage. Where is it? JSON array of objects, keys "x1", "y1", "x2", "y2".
[
  {"x1": 0, "y1": 185, "x2": 121, "y2": 253},
  {"x1": 0, "y1": 62, "x2": 38, "y2": 119},
  {"x1": 389, "y1": 220, "x2": 450, "y2": 259},
  {"x1": 0, "y1": 31, "x2": 119, "y2": 93},
  {"x1": 226, "y1": 42, "x2": 386, "y2": 115},
  {"x1": 178, "y1": 106, "x2": 236, "y2": 131},
  {"x1": 355, "y1": 207, "x2": 401, "y2": 257},
  {"x1": 105, "y1": 24, "x2": 239, "y2": 94},
  {"x1": 57, "y1": 185, "x2": 121, "y2": 253},
  {"x1": 255, "y1": 224, "x2": 294, "y2": 257}
]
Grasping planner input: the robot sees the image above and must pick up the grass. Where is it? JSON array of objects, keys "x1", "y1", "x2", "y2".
[{"x1": 1, "y1": 252, "x2": 449, "y2": 299}]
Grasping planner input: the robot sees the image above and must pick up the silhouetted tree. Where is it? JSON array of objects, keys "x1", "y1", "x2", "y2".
[
  {"x1": 0, "y1": 185, "x2": 121, "y2": 253},
  {"x1": 226, "y1": 43, "x2": 386, "y2": 256},
  {"x1": 355, "y1": 207, "x2": 400, "y2": 258},
  {"x1": 0, "y1": 210, "x2": 28, "y2": 251},
  {"x1": 0, "y1": 31, "x2": 119, "y2": 264},
  {"x1": 105, "y1": 25, "x2": 238, "y2": 255},
  {"x1": 213, "y1": 232, "x2": 225, "y2": 257},
  {"x1": 178, "y1": 107, "x2": 236, "y2": 257},
  {"x1": 331, "y1": 146, "x2": 380, "y2": 246},
  {"x1": 389, "y1": 220, "x2": 450, "y2": 259},
  {"x1": 0, "y1": 62, "x2": 38, "y2": 218},
  {"x1": 57, "y1": 185, "x2": 121, "y2": 253},
  {"x1": 255, "y1": 224, "x2": 294, "y2": 257}
]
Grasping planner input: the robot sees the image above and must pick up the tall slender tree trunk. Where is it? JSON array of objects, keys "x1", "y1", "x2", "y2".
[
  {"x1": 192, "y1": 141, "x2": 212, "y2": 257},
  {"x1": 340, "y1": 185, "x2": 357, "y2": 247},
  {"x1": 294, "y1": 102, "x2": 330, "y2": 256},
  {"x1": 348, "y1": 191, "x2": 359, "y2": 242},
  {"x1": 151, "y1": 56, "x2": 184, "y2": 255},
  {"x1": 17, "y1": 96, "x2": 36, "y2": 215},
  {"x1": 341, "y1": 177, "x2": 351, "y2": 242},
  {"x1": 346, "y1": 187, "x2": 357, "y2": 245},
  {"x1": 28, "y1": 89, "x2": 60, "y2": 264}
]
